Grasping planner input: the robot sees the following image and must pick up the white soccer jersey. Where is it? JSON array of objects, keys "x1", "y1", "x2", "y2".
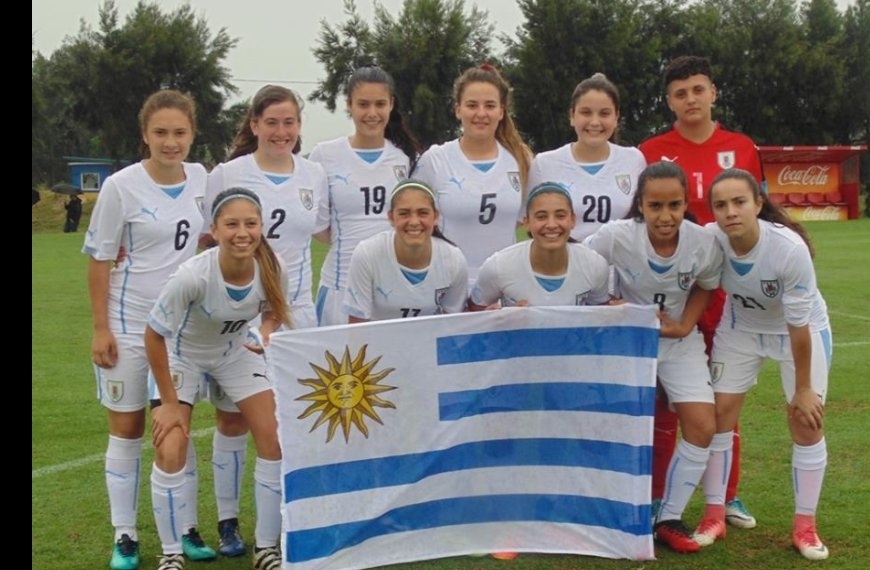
[
  {"x1": 413, "y1": 139, "x2": 523, "y2": 280},
  {"x1": 527, "y1": 142, "x2": 647, "y2": 241},
  {"x1": 147, "y1": 247, "x2": 289, "y2": 362},
  {"x1": 470, "y1": 240, "x2": 611, "y2": 307},
  {"x1": 708, "y1": 220, "x2": 830, "y2": 334},
  {"x1": 343, "y1": 230, "x2": 469, "y2": 321},
  {"x1": 309, "y1": 137, "x2": 411, "y2": 290},
  {"x1": 82, "y1": 160, "x2": 206, "y2": 334},
  {"x1": 204, "y1": 154, "x2": 326, "y2": 308},
  {"x1": 583, "y1": 219, "x2": 723, "y2": 321}
]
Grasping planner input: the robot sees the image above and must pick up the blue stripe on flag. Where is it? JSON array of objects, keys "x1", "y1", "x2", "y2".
[
  {"x1": 439, "y1": 382, "x2": 655, "y2": 419},
  {"x1": 285, "y1": 437, "x2": 651, "y2": 502},
  {"x1": 436, "y1": 326, "x2": 659, "y2": 365},
  {"x1": 286, "y1": 493, "x2": 653, "y2": 562}
]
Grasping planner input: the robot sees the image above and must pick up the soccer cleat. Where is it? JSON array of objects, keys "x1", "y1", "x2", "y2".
[
  {"x1": 217, "y1": 518, "x2": 246, "y2": 558},
  {"x1": 252, "y1": 546, "x2": 282, "y2": 570},
  {"x1": 181, "y1": 528, "x2": 216, "y2": 561},
  {"x1": 693, "y1": 517, "x2": 726, "y2": 547},
  {"x1": 654, "y1": 519, "x2": 701, "y2": 554},
  {"x1": 109, "y1": 533, "x2": 140, "y2": 570},
  {"x1": 490, "y1": 552, "x2": 518, "y2": 560},
  {"x1": 725, "y1": 497, "x2": 757, "y2": 529},
  {"x1": 793, "y1": 521, "x2": 829, "y2": 560},
  {"x1": 156, "y1": 553, "x2": 185, "y2": 570}
]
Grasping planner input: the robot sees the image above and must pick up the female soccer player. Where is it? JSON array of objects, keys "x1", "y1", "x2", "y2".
[
  {"x1": 583, "y1": 161, "x2": 723, "y2": 554},
  {"x1": 527, "y1": 73, "x2": 646, "y2": 241},
  {"x1": 82, "y1": 89, "x2": 214, "y2": 570},
  {"x1": 343, "y1": 179, "x2": 468, "y2": 323},
  {"x1": 201, "y1": 85, "x2": 327, "y2": 557},
  {"x1": 693, "y1": 169, "x2": 830, "y2": 561},
  {"x1": 413, "y1": 64, "x2": 533, "y2": 283},
  {"x1": 146, "y1": 188, "x2": 290, "y2": 570},
  {"x1": 468, "y1": 182, "x2": 610, "y2": 311},
  {"x1": 310, "y1": 66, "x2": 422, "y2": 326}
]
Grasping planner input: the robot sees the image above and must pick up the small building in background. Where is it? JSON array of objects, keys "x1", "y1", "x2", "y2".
[
  {"x1": 759, "y1": 145, "x2": 867, "y2": 222},
  {"x1": 62, "y1": 156, "x2": 132, "y2": 194}
]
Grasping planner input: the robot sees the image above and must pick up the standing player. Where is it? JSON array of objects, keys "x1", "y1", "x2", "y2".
[
  {"x1": 413, "y1": 64, "x2": 533, "y2": 284},
  {"x1": 201, "y1": 84, "x2": 327, "y2": 558},
  {"x1": 527, "y1": 73, "x2": 646, "y2": 241},
  {"x1": 343, "y1": 180, "x2": 468, "y2": 323},
  {"x1": 309, "y1": 66, "x2": 421, "y2": 326},
  {"x1": 584, "y1": 161, "x2": 723, "y2": 554},
  {"x1": 694, "y1": 169, "x2": 830, "y2": 560},
  {"x1": 639, "y1": 55, "x2": 764, "y2": 528},
  {"x1": 468, "y1": 182, "x2": 610, "y2": 310},
  {"x1": 146, "y1": 188, "x2": 290, "y2": 570},
  {"x1": 83, "y1": 90, "x2": 215, "y2": 570}
]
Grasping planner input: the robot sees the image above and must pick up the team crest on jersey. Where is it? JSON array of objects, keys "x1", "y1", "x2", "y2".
[
  {"x1": 195, "y1": 196, "x2": 205, "y2": 216},
  {"x1": 717, "y1": 151, "x2": 736, "y2": 169},
  {"x1": 434, "y1": 287, "x2": 448, "y2": 314},
  {"x1": 760, "y1": 279, "x2": 780, "y2": 298},
  {"x1": 709, "y1": 362, "x2": 724, "y2": 384},
  {"x1": 258, "y1": 301, "x2": 268, "y2": 313},
  {"x1": 298, "y1": 188, "x2": 315, "y2": 211},
  {"x1": 393, "y1": 165, "x2": 408, "y2": 180},
  {"x1": 507, "y1": 171, "x2": 521, "y2": 192},
  {"x1": 678, "y1": 271, "x2": 693, "y2": 291},
  {"x1": 171, "y1": 372, "x2": 183, "y2": 390},
  {"x1": 615, "y1": 174, "x2": 632, "y2": 195},
  {"x1": 574, "y1": 292, "x2": 589, "y2": 305},
  {"x1": 107, "y1": 381, "x2": 124, "y2": 403}
]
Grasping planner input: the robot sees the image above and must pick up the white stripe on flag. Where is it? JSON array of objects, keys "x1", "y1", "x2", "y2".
[{"x1": 268, "y1": 304, "x2": 659, "y2": 569}]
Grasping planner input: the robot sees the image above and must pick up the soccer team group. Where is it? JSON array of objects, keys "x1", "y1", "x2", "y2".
[{"x1": 84, "y1": 55, "x2": 832, "y2": 570}]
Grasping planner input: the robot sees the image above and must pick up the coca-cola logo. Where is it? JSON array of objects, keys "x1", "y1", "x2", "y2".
[
  {"x1": 799, "y1": 206, "x2": 843, "y2": 221},
  {"x1": 777, "y1": 165, "x2": 830, "y2": 186}
]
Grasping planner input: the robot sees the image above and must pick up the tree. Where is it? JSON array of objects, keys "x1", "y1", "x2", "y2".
[
  {"x1": 309, "y1": 0, "x2": 498, "y2": 148},
  {"x1": 841, "y1": 0, "x2": 870, "y2": 213},
  {"x1": 32, "y1": 0, "x2": 238, "y2": 183},
  {"x1": 503, "y1": 0, "x2": 687, "y2": 151}
]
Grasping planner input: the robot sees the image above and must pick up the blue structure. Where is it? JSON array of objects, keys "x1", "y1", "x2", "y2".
[{"x1": 62, "y1": 156, "x2": 132, "y2": 193}]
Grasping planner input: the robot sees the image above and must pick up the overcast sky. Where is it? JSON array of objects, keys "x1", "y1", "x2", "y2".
[{"x1": 32, "y1": 0, "x2": 855, "y2": 154}]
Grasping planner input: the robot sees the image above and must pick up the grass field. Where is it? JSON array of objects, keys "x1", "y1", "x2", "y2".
[{"x1": 32, "y1": 217, "x2": 870, "y2": 570}]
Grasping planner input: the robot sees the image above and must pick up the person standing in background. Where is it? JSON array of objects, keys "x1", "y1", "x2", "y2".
[
  {"x1": 309, "y1": 66, "x2": 422, "y2": 326},
  {"x1": 413, "y1": 64, "x2": 533, "y2": 287},
  {"x1": 64, "y1": 193, "x2": 83, "y2": 232},
  {"x1": 82, "y1": 89, "x2": 214, "y2": 570},
  {"x1": 527, "y1": 73, "x2": 645, "y2": 241},
  {"x1": 639, "y1": 55, "x2": 764, "y2": 529},
  {"x1": 200, "y1": 84, "x2": 327, "y2": 558}
]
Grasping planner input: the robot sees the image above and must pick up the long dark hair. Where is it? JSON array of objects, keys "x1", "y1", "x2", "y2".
[
  {"x1": 346, "y1": 66, "x2": 422, "y2": 170},
  {"x1": 709, "y1": 168, "x2": 815, "y2": 257},
  {"x1": 625, "y1": 161, "x2": 688, "y2": 221},
  {"x1": 228, "y1": 85, "x2": 303, "y2": 160}
]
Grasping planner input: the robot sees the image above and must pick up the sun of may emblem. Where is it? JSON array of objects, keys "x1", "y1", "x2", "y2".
[{"x1": 296, "y1": 345, "x2": 397, "y2": 443}]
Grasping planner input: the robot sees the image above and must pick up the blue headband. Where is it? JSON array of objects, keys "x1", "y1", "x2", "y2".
[
  {"x1": 526, "y1": 181, "x2": 572, "y2": 206},
  {"x1": 211, "y1": 189, "x2": 262, "y2": 218}
]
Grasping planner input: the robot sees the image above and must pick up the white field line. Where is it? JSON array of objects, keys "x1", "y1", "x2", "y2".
[
  {"x1": 32, "y1": 427, "x2": 215, "y2": 480},
  {"x1": 829, "y1": 310, "x2": 870, "y2": 322},
  {"x1": 32, "y1": 336, "x2": 870, "y2": 480}
]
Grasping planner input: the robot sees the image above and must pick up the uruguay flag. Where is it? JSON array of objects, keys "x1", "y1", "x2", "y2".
[{"x1": 267, "y1": 304, "x2": 659, "y2": 570}]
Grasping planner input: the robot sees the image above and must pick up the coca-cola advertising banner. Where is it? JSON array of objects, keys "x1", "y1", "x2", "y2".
[{"x1": 765, "y1": 163, "x2": 840, "y2": 194}]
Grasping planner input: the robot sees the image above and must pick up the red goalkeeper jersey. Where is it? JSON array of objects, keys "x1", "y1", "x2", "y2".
[{"x1": 639, "y1": 123, "x2": 763, "y2": 225}]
